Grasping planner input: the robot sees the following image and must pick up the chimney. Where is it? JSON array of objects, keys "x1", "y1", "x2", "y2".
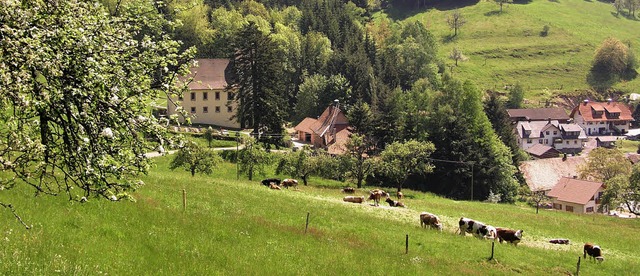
[
  {"x1": 333, "y1": 99, "x2": 340, "y2": 109},
  {"x1": 547, "y1": 117, "x2": 551, "y2": 124},
  {"x1": 607, "y1": 98, "x2": 612, "y2": 104},
  {"x1": 583, "y1": 99, "x2": 589, "y2": 105}
]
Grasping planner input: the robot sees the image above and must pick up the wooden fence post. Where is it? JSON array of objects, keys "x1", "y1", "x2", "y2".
[
  {"x1": 405, "y1": 234, "x2": 409, "y2": 254},
  {"x1": 576, "y1": 256, "x2": 581, "y2": 276},
  {"x1": 488, "y1": 240, "x2": 495, "y2": 260},
  {"x1": 182, "y1": 189, "x2": 186, "y2": 211},
  {"x1": 305, "y1": 212, "x2": 310, "y2": 234}
]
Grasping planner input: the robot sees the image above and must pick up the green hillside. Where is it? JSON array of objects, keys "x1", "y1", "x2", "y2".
[
  {"x1": 1, "y1": 156, "x2": 638, "y2": 275},
  {"x1": 379, "y1": 0, "x2": 640, "y2": 103}
]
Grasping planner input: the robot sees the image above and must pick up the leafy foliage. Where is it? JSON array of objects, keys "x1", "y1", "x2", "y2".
[
  {"x1": 170, "y1": 141, "x2": 221, "y2": 177},
  {"x1": 0, "y1": 0, "x2": 194, "y2": 201},
  {"x1": 588, "y1": 37, "x2": 638, "y2": 91},
  {"x1": 275, "y1": 146, "x2": 317, "y2": 185},
  {"x1": 578, "y1": 147, "x2": 632, "y2": 182},
  {"x1": 377, "y1": 140, "x2": 435, "y2": 192},
  {"x1": 237, "y1": 137, "x2": 272, "y2": 180}
]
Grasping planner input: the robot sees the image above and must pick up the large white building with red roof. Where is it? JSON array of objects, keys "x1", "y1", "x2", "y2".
[
  {"x1": 569, "y1": 100, "x2": 633, "y2": 135},
  {"x1": 294, "y1": 101, "x2": 351, "y2": 155},
  {"x1": 547, "y1": 177, "x2": 604, "y2": 214}
]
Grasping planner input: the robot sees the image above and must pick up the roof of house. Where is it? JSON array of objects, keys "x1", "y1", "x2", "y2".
[
  {"x1": 570, "y1": 101, "x2": 633, "y2": 122},
  {"x1": 326, "y1": 128, "x2": 352, "y2": 155},
  {"x1": 507, "y1": 108, "x2": 570, "y2": 121},
  {"x1": 525, "y1": 144, "x2": 561, "y2": 158},
  {"x1": 180, "y1": 59, "x2": 230, "y2": 90},
  {"x1": 294, "y1": 117, "x2": 318, "y2": 134},
  {"x1": 311, "y1": 105, "x2": 349, "y2": 137},
  {"x1": 520, "y1": 156, "x2": 587, "y2": 191},
  {"x1": 627, "y1": 153, "x2": 640, "y2": 164},
  {"x1": 516, "y1": 120, "x2": 561, "y2": 139},
  {"x1": 595, "y1": 136, "x2": 620, "y2": 142},
  {"x1": 547, "y1": 177, "x2": 603, "y2": 205}
]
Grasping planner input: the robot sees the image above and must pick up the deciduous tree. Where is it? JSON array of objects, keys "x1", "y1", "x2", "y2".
[
  {"x1": 0, "y1": 0, "x2": 194, "y2": 208},
  {"x1": 237, "y1": 137, "x2": 272, "y2": 180},
  {"x1": 578, "y1": 147, "x2": 632, "y2": 182},
  {"x1": 378, "y1": 140, "x2": 435, "y2": 192},
  {"x1": 446, "y1": 9, "x2": 467, "y2": 37},
  {"x1": 344, "y1": 134, "x2": 375, "y2": 188},
  {"x1": 170, "y1": 142, "x2": 221, "y2": 177},
  {"x1": 276, "y1": 146, "x2": 317, "y2": 186}
]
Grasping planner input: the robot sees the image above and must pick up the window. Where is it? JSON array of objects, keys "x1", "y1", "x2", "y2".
[
  {"x1": 546, "y1": 131, "x2": 550, "y2": 135},
  {"x1": 227, "y1": 92, "x2": 234, "y2": 101},
  {"x1": 178, "y1": 94, "x2": 184, "y2": 101},
  {"x1": 566, "y1": 141, "x2": 569, "y2": 144},
  {"x1": 190, "y1": 92, "x2": 196, "y2": 101},
  {"x1": 566, "y1": 205, "x2": 574, "y2": 212},
  {"x1": 574, "y1": 140, "x2": 577, "y2": 144},
  {"x1": 538, "y1": 139, "x2": 543, "y2": 144},
  {"x1": 227, "y1": 106, "x2": 232, "y2": 113},
  {"x1": 203, "y1": 106, "x2": 208, "y2": 113},
  {"x1": 203, "y1": 92, "x2": 208, "y2": 100},
  {"x1": 190, "y1": 107, "x2": 196, "y2": 114},
  {"x1": 586, "y1": 207, "x2": 594, "y2": 213},
  {"x1": 215, "y1": 106, "x2": 221, "y2": 113},
  {"x1": 544, "y1": 139, "x2": 549, "y2": 144},
  {"x1": 527, "y1": 139, "x2": 532, "y2": 143},
  {"x1": 553, "y1": 131, "x2": 557, "y2": 135},
  {"x1": 553, "y1": 203, "x2": 562, "y2": 210},
  {"x1": 215, "y1": 92, "x2": 220, "y2": 100}
]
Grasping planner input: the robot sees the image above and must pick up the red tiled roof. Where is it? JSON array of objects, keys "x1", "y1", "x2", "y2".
[
  {"x1": 180, "y1": 59, "x2": 230, "y2": 90},
  {"x1": 507, "y1": 108, "x2": 570, "y2": 121},
  {"x1": 547, "y1": 177, "x2": 603, "y2": 205},
  {"x1": 294, "y1": 117, "x2": 318, "y2": 133},
  {"x1": 570, "y1": 101, "x2": 633, "y2": 122},
  {"x1": 310, "y1": 105, "x2": 349, "y2": 136},
  {"x1": 525, "y1": 144, "x2": 561, "y2": 158},
  {"x1": 327, "y1": 128, "x2": 352, "y2": 155}
]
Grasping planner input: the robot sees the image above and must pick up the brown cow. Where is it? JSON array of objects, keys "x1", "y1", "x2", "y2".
[
  {"x1": 419, "y1": 212, "x2": 443, "y2": 231},
  {"x1": 368, "y1": 189, "x2": 388, "y2": 206},
  {"x1": 343, "y1": 196, "x2": 365, "y2": 204},
  {"x1": 496, "y1": 228, "x2": 523, "y2": 246},
  {"x1": 341, "y1": 187, "x2": 355, "y2": 194},
  {"x1": 583, "y1": 243, "x2": 604, "y2": 263},
  {"x1": 281, "y1": 179, "x2": 298, "y2": 189}
]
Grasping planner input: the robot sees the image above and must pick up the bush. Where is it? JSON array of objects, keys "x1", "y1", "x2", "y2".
[{"x1": 540, "y1": 25, "x2": 550, "y2": 37}]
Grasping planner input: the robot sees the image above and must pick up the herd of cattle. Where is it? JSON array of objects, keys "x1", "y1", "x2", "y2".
[{"x1": 261, "y1": 179, "x2": 605, "y2": 263}]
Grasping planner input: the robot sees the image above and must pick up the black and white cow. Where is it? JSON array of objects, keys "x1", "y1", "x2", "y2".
[{"x1": 458, "y1": 217, "x2": 496, "y2": 239}]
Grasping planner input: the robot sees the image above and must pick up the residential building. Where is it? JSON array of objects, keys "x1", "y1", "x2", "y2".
[
  {"x1": 167, "y1": 59, "x2": 240, "y2": 129},
  {"x1": 547, "y1": 177, "x2": 604, "y2": 214},
  {"x1": 294, "y1": 100, "x2": 351, "y2": 155},
  {"x1": 507, "y1": 108, "x2": 570, "y2": 124},
  {"x1": 525, "y1": 144, "x2": 561, "y2": 159},
  {"x1": 515, "y1": 119, "x2": 587, "y2": 154},
  {"x1": 569, "y1": 99, "x2": 633, "y2": 135}
]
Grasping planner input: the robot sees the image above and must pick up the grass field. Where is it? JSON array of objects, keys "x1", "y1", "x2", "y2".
[
  {"x1": 378, "y1": 0, "x2": 640, "y2": 104},
  {"x1": 1, "y1": 155, "x2": 638, "y2": 275}
]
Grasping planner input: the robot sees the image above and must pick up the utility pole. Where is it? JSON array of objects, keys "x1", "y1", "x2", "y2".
[{"x1": 470, "y1": 162, "x2": 474, "y2": 201}]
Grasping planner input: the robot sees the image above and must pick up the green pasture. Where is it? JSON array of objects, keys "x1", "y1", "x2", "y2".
[
  {"x1": 0, "y1": 155, "x2": 638, "y2": 275},
  {"x1": 380, "y1": 0, "x2": 640, "y2": 104}
]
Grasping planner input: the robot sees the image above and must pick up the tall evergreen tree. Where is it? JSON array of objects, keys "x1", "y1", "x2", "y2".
[{"x1": 227, "y1": 22, "x2": 287, "y2": 144}]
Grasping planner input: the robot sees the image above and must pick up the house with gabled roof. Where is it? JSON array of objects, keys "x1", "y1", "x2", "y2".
[
  {"x1": 525, "y1": 144, "x2": 561, "y2": 159},
  {"x1": 294, "y1": 100, "x2": 351, "y2": 155},
  {"x1": 570, "y1": 99, "x2": 633, "y2": 135},
  {"x1": 167, "y1": 59, "x2": 240, "y2": 128},
  {"x1": 515, "y1": 119, "x2": 587, "y2": 154},
  {"x1": 547, "y1": 177, "x2": 604, "y2": 214},
  {"x1": 507, "y1": 108, "x2": 571, "y2": 124}
]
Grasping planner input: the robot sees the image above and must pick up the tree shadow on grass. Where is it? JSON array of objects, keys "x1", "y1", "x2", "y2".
[
  {"x1": 484, "y1": 10, "x2": 502, "y2": 17},
  {"x1": 442, "y1": 34, "x2": 457, "y2": 44},
  {"x1": 385, "y1": 0, "x2": 480, "y2": 21},
  {"x1": 610, "y1": 11, "x2": 640, "y2": 21}
]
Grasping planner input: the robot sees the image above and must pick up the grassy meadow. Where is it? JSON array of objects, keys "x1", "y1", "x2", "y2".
[
  {"x1": 1, "y1": 155, "x2": 639, "y2": 275},
  {"x1": 378, "y1": 0, "x2": 640, "y2": 103}
]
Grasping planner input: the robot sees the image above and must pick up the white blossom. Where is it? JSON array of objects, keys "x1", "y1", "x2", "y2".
[
  {"x1": 109, "y1": 195, "x2": 117, "y2": 201},
  {"x1": 101, "y1": 127, "x2": 113, "y2": 138}
]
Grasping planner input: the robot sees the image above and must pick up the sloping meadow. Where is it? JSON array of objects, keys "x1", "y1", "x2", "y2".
[{"x1": 0, "y1": 156, "x2": 638, "y2": 274}]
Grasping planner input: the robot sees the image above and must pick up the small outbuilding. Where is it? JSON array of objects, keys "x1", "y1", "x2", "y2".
[
  {"x1": 547, "y1": 177, "x2": 604, "y2": 214},
  {"x1": 525, "y1": 144, "x2": 562, "y2": 159}
]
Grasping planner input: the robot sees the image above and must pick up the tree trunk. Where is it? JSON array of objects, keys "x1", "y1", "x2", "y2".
[
  {"x1": 536, "y1": 203, "x2": 539, "y2": 214},
  {"x1": 302, "y1": 174, "x2": 308, "y2": 186},
  {"x1": 357, "y1": 177, "x2": 363, "y2": 189},
  {"x1": 454, "y1": 26, "x2": 458, "y2": 37},
  {"x1": 191, "y1": 168, "x2": 196, "y2": 177}
]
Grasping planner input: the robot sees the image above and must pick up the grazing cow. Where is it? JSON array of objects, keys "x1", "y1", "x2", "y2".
[
  {"x1": 419, "y1": 212, "x2": 443, "y2": 231},
  {"x1": 458, "y1": 217, "x2": 493, "y2": 239},
  {"x1": 261, "y1": 178, "x2": 281, "y2": 187},
  {"x1": 583, "y1": 243, "x2": 604, "y2": 263},
  {"x1": 269, "y1": 183, "x2": 281, "y2": 190},
  {"x1": 496, "y1": 228, "x2": 523, "y2": 246},
  {"x1": 385, "y1": 197, "x2": 406, "y2": 207},
  {"x1": 484, "y1": 225, "x2": 497, "y2": 240},
  {"x1": 341, "y1": 187, "x2": 356, "y2": 194},
  {"x1": 397, "y1": 191, "x2": 404, "y2": 199},
  {"x1": 281, "y1": 179, "x2": 298, "y2": 189},
  {"x1": 343, "y1": 196, "x2": 365, "y2": 204},
  {"x1": 368, "y1": 189, "x2": 388, "y2": 206}
]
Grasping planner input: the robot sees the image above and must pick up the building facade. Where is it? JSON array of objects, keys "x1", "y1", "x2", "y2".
[
  {"x1": 167, "y1": 59, "x2": 240, "y2": 129},
  {"x1": 547, "y1": 177, "x2": 604, "y2": 214},
  {"x1": 515, "y1": 120, "x2": 587, "y2": 153},
  {"x1": 570, "y1": 100, "x2": 633, "y2": 135}
]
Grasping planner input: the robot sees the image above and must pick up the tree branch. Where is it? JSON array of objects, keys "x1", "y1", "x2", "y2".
[{"x1": 0, "y1": 202, "x2": 30, "y2": 230}]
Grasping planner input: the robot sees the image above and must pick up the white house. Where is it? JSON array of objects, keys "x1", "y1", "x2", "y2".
[
  {"x1": 569, "y1": 99, "x2": 633, "y2": 135},
  {"x1": 515, "y1": 120, "x2": 587, "y2": 154}
]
